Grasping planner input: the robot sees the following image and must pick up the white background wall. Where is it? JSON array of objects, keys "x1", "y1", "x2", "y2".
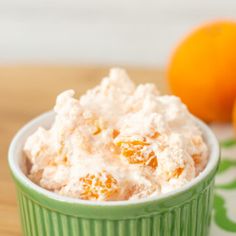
[{"x1": 1, "y1": 0, "x2": 236, "y2": 66}]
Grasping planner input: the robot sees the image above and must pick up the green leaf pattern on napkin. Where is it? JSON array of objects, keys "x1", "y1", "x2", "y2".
[{"x1": 213, "y1": 138, "x2": 236, "y2": 232}]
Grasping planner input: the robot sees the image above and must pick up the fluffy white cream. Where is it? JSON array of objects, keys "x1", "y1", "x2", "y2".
[{"x1": 24, "y1": 68, "x2": 208, "y2": 201}]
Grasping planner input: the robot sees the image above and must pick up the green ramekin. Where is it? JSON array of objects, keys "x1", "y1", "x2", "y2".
[{"x1": 8, "y1": 111, "x2": 220, "y2": 236}]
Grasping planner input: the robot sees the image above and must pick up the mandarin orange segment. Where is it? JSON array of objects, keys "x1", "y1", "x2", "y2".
[
  {"x1": 172, "y1": 167, "x2": 184, "y2": 178},
  {"x1": 148, "y1": 129, "x2": 160, "y2": 139},
  {"x1": 167, "y1": 167, "x2": 184, "y2": 181},
  {"x1": 146, "y1": 154, "x2": 158, "y2": 169},
  {"x1": 192, "y1": 154, "x2": 201, "y2": 165},
  {"x1": 79, "y1": 171, "x2": 119, "y2": 200},
  {"x1": 115, "y1": 137, "x2": 158, "y2": 169},
  {"x1": 112, "y1": 129, "x2": 120, "y2": 139},
  {"x1": 92, "y1": 126, "x2": 101, "y2": 135}
]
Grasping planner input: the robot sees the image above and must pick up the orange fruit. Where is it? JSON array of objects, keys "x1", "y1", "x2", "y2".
[
  {"x1": 168, "y1": 21, "x2": 236, "y2": 122},
  {"x1": 233, "y1": 100, "x2": 236, "y2": 132}
]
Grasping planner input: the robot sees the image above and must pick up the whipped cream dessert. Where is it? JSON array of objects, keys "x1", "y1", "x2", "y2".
[{"x1": 24, "y1": 68, "x2": 208, "y2": 201}]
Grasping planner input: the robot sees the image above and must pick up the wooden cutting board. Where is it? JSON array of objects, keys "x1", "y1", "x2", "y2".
[{"x1": 0, "y1": 66, "x2": 166, "y2": 236}]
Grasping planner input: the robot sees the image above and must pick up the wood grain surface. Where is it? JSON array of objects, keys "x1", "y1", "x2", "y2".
[{"x1": 0, "y1": 66, "x2": 166, "y2": 236}]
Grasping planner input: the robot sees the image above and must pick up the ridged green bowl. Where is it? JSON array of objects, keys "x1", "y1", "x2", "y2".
[{"x1": 8, "y1": 111, "x2": 220, "y2": 236}]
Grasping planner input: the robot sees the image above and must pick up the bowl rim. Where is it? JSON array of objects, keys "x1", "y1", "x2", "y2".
[{"x1": 8, "y1": 111, "x2": 220, "y2": 207}]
